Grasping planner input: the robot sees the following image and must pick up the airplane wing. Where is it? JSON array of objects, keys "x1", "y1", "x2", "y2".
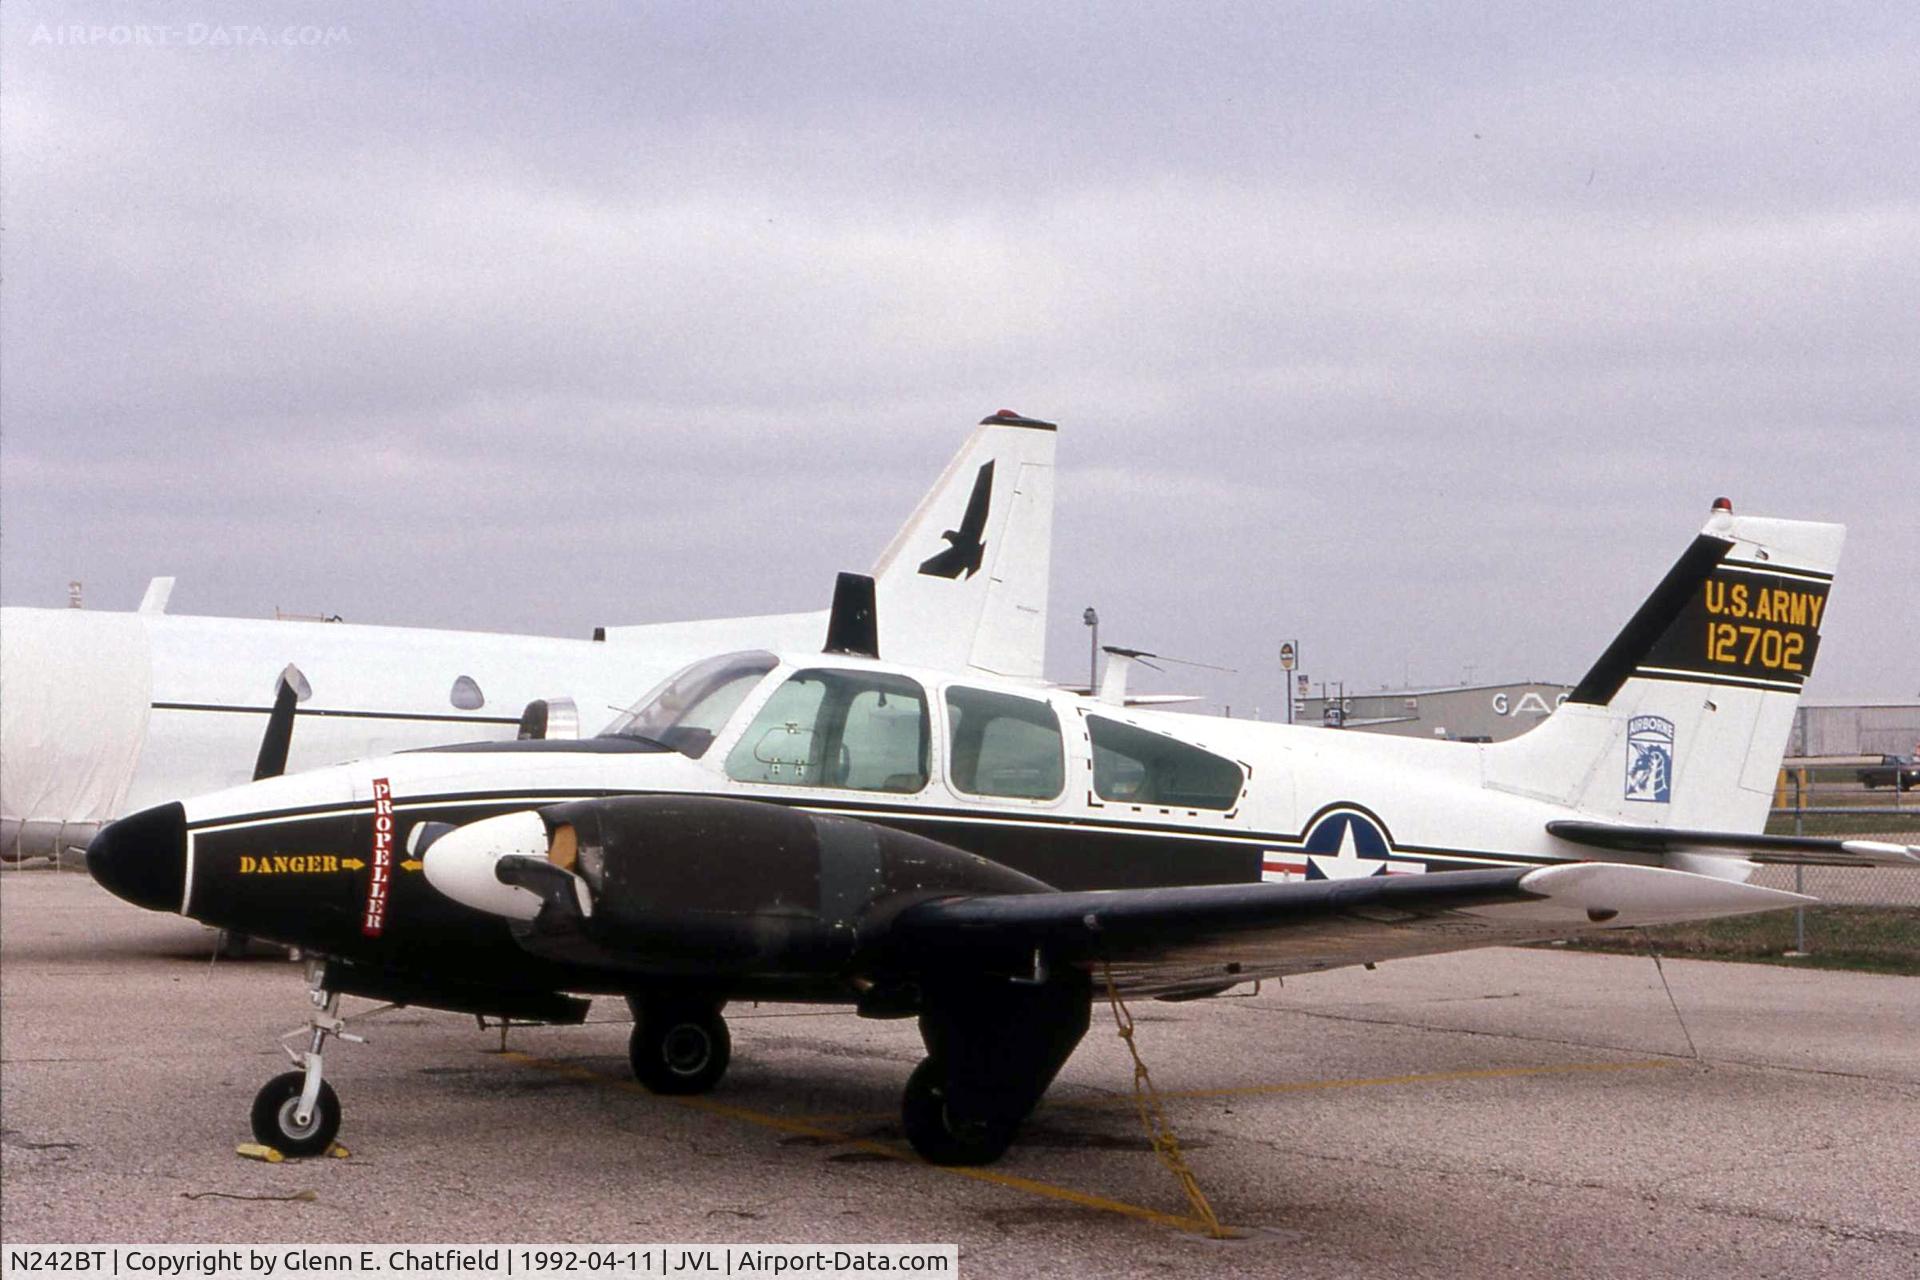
[
  {"x1": 423, "y1": 799, "x2": 1806, "y2": 1003},
  {"x1": 882, "y1": 863, "x2": 1806, "y2": 998},
  {"x1": 1547, "y1": 820, "x2": 1920, "y2": 869}
]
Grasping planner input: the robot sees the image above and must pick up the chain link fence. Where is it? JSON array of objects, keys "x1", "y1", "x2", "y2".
[{"x1": 1752, "y1": 761, "x2": 1920, "y2": 906}]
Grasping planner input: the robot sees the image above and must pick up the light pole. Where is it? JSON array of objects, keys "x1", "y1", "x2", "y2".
[
  {"x1": 1082, "y1": 607, "x2": 1099, "y2": 690},
  {"x1": 1279, "y1": 640, "x2": 1298, "y2": 725}
]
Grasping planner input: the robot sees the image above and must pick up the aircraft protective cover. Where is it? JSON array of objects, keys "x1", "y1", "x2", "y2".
[{"x1": 0, "y1": 608, "x2": 152, "y2": 843}]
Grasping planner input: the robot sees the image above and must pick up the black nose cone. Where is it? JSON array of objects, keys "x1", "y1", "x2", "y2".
[{"x1": 87, "y1": 803, "x2": 188, "y2": 913}]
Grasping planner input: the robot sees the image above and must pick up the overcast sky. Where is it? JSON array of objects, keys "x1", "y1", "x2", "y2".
[{"x1": 4, "y1": 2, "x2": 1915, "y2": 715}]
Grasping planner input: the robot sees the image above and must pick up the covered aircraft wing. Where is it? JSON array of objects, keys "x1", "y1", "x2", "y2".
[
  {"x1": 885, "y1": 864, "x2": 1808, "y2": 998},
  {"x1": 1547, "y1": 820, "x2": 1920, "y2": 868}
]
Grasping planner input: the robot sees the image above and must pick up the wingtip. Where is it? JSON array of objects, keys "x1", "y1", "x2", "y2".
[
  {"x1": 1504, "y1": 862, "x2": 1813, "y2": 927},
  {"x1": 1838, "y1": 840, "x2": 1920, "y2": 866}
]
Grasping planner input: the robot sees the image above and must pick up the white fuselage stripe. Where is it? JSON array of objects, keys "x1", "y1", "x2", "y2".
[
  {"x1": 1635, "y1": 664, "x2": 1802, "y2": 692},
  {"x1": 187, "y1": 792, "x2": 1571, "y2": 871}
]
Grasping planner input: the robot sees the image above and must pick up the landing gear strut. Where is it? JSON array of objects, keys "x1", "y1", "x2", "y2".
[
  {"x1": 249, "y1": 963, "x2": 362, "y2": 1156},
  {"x1": 903, "y1": 970, "x2": 1091, "y2": 1166},
  {"x1": 627, "y1": 996, "x2": 730, "y2": 1095}
]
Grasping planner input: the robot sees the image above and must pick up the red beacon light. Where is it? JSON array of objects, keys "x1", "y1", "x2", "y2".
[{"x1": 1711, "y1": 497, "x2": 1734, "y2": 514}]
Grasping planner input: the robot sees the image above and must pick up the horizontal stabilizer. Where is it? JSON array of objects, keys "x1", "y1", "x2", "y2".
[
  {"x1": 887, "y1": 863, "x2": 1807, "y2": 998},
  {"x1": 1548, "y1": 820, "x2": 1920, "y2": 868}
]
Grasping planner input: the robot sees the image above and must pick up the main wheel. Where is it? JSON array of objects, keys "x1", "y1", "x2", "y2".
[
  {"x1": 250, "y1": 1071, "x2": 341, "y2": 1157},
  {"x1": 901, "y1": 1057, "x2": 1017, "y2": 1166},
  {"x1": 629, "y1": 1003, "x2": 730, "y2": 1095}
]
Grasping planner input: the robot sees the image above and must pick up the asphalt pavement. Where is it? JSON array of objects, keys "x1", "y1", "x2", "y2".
[{"x1": 4, "y1": 871, "x2": 1916, "y2": 1278}]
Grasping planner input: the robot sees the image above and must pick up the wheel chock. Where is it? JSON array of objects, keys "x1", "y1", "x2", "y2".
[{"x1": 235, "y1": 1143, "x2": 285, "y2": 1163}]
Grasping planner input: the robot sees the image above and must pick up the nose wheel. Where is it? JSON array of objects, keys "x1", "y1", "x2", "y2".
[
  {"x1": 628, "y1": 998, "x2": 730, "y2": 1095},
  {"x1": 251, "y1": 1071, "x2": 341, "y2": 1156}
]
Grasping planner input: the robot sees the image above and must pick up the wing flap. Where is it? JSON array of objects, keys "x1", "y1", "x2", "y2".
[
  {"x1": 1548, "y1": 820, "x2": 1920, "y2": 868},
  {"x1": 886, "y1": 864, "x2": 1808, "y2": 997}
]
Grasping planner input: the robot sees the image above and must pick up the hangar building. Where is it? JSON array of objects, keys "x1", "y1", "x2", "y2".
[{"x1": 1298, "y1": 682, "x2": 1571, "y2": 743}]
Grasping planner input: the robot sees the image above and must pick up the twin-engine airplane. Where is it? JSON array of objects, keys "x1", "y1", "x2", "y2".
[{"x1": 87, "y1": 502, "x2": 1917, "y2": 1166}]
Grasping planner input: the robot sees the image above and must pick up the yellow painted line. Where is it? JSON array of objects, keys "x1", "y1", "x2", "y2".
[
  {"x1": 777, "y1": 1060, "x2": 1675, "y2": 1125},
  {"x1": 790, "y1": 1059, "x2": 1676, "y2": 1123},
  {"x1": 499, "y1": 1051, "x2": 1221, "y2": 1236},
  {"x1": 1066, "y1": 1058, "x2": 1679, "y2": 1107}
]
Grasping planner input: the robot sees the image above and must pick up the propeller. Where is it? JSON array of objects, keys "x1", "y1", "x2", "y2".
[{"x1": 251, "y1": 664, "x2": 310, "y2": 781}]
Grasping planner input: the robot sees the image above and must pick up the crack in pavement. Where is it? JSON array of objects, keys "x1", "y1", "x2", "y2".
[
  {"x1": 1201, "y1": 1125, "x2": 1917, "y2": 1252},
  {"x1": 1234, "y1": 1004, "x2": 1920, "y2": 1089}
]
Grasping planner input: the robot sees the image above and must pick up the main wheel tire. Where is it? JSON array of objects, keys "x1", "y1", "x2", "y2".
[
  {"x1": 901, "y1": 1057, "x2": 1017, "y2": 1166},
  {"x1": 629, "y1": 1004, "x2": 730, "y2": 1095},
  {"x1": 250, "y1": 1071, "x2": 341, "y2": 1157}
]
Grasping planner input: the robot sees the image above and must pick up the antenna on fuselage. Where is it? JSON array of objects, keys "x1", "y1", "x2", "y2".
[{"x1": 823, "y1": 572, "x2": 880, "y2": 659}]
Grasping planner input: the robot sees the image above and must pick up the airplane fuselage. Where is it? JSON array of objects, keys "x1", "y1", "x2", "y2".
[{"x1": 115, "y1": 655, "x2": 1619, "y2": 1011}]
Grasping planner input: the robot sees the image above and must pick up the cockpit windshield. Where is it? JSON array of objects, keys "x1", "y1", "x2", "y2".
[{"x1": 598, "y1": 651, "x2": 779, "y2": 759}]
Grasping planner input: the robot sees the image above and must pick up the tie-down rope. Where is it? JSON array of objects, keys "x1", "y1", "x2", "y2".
[{"x1": 1101, "y1": 963, "x2": 1232, "y2": 1238}]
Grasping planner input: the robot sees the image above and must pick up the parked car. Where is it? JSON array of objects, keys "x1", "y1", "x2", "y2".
[{"x1": 1857, "y1": 754, "x2": 1920, "y2": 791}]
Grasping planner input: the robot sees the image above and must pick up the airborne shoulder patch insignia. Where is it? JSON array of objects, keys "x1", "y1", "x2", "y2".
[{"x1": 1625, "y1": 715, "x2": 1675, "y2": 803}]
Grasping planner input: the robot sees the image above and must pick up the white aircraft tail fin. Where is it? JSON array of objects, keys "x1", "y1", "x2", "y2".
[
  {"x1": 1487, "y1": 504, "x2": 1844, "y2": 835},
  {"x1": 869, "y1": 410, "x2": 1056, "y2": 681}
]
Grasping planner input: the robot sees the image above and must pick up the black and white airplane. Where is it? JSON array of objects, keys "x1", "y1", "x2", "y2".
[{"x1": 85, "y1": 501, "x2": 1916, "y2": 1165}]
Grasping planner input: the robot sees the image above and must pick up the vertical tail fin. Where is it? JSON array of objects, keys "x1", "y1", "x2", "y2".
[
  {"x1": 870, "y1": 411, "x2": 1056, "y2": 681},
  {"x1": 1487, "y1": 505, "x2": 1844, "y2": 833}
]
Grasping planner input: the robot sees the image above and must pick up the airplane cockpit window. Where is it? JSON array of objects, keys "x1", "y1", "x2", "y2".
[
  {"x1": 1086, "y1": 715, "x2": 1242, "y2": 810},
  {"x1": 600, "y1": 651, "x2": 778, "y2": 759},
  {"x1": 946, "y1": 686, "x2": 1064, "y2": 800},
  {"x1": 725, "y1": 669, "x2": 929, "y2": 793}
]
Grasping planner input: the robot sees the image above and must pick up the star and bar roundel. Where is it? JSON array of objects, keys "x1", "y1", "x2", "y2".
[{"x1": 1260, "y1": 807, "x2": 1428, "y2": 883}]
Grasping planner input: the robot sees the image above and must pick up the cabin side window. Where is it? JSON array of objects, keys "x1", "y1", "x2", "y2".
[
  {"x1": 1086, "y1": 714, "x2": 1242, "y2": 810},
  {"x1": 946, "y1": 686, "x2": 1064, "y2": 800},
  {"x1": 725, "y1": 669, "x2": 929, "y2": 793}
]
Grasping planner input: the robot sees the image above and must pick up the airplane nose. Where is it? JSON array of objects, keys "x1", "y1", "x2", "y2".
[
  {"x1": 86, "y1": 802, "x2": 188, "y2": 913},
  {"x1": 421, "y1": 810, "x2": 553, "y2": 921}
]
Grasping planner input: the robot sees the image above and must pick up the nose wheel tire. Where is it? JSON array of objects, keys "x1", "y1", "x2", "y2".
[
  {"x1": 629, "y1": 1004, "x2": 730, "y2": 1095},
  {"x1": 901, "y1": 1057, "x2": 1017, "y2": 1166},
  {"x1": 250, "y1": 1071, "x2": 341, "y2": 1157}
]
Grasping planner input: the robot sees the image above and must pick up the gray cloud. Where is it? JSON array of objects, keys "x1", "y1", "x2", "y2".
[{"x1": 4, "y1": 1, "x2": 1915, "y2": 710}]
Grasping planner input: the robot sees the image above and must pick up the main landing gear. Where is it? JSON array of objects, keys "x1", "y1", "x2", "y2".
[
  {"x1": 626, "y1": 995, "x2": 731, "y2": 1095},
  {"x1": 249, "y1": 963, "x2": 366, "y2": 1157},
  {"x1": 902, "y1": 970, "x2": 1092, "y2": 1166}
]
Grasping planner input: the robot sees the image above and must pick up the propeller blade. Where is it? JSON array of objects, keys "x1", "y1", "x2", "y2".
[{"x1": 251, "y1": 664, "x2": 308, "y2": 781}]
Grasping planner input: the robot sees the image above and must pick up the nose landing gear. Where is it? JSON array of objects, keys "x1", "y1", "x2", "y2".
[{"x1": 249, "y1": 963, "x2": 370, "y2": 1157}]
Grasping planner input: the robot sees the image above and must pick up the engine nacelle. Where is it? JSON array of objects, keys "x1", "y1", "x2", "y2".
[{"x1": 447, "y1": 795, "x2": 1050, "y2": 977}]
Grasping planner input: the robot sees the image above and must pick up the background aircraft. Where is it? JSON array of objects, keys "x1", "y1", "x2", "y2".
[
  {"x1": 86, "y1": 501, "x2": 1914, "y2": 1166},
  {"x1": 1, "y1": 412, "x2": 1056, "y2": 864}
]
